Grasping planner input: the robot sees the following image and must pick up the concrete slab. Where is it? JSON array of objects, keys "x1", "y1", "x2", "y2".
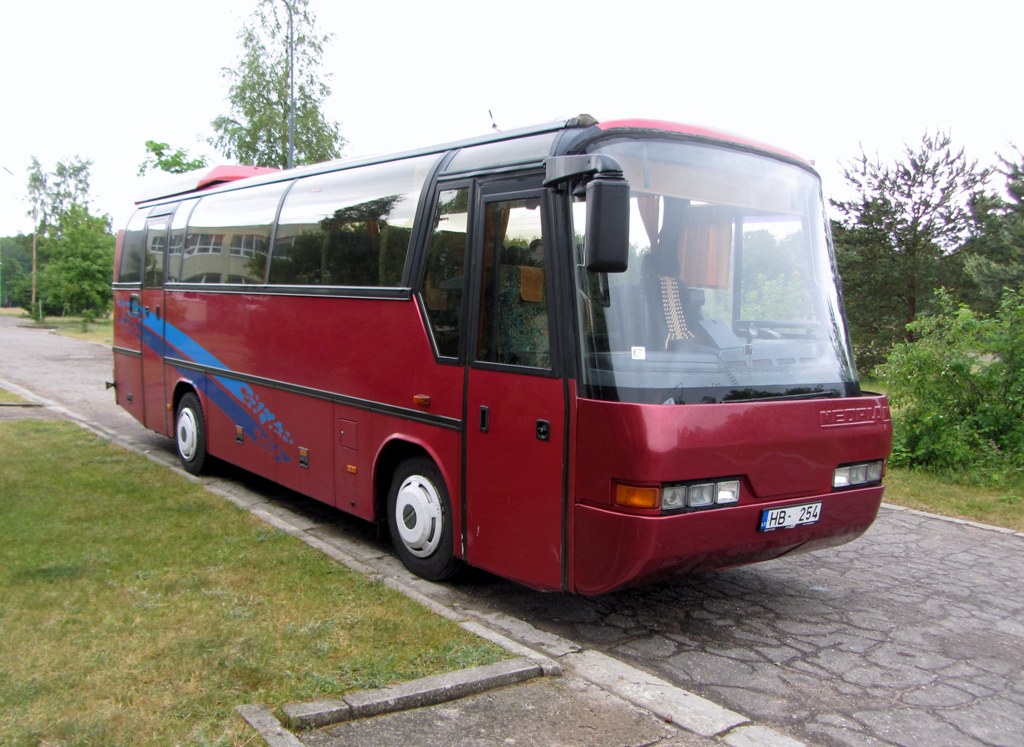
[
  {"x1": 296, "y1": 676, "x2": 710, "y2": 747},
  {"x1": 281, "y1": 657, "x2": 543, "y2": 729},
  {"x1": 563, "y1": 649, "x2": 748, "y2": 738}
]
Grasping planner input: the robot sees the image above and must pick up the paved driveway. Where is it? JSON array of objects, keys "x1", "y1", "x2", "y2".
[
  {"x1": 1, "y1": 315, "x2": 1021, "y2": 746},
  {"x1": 460, "y1": 510, "x2": 1023, "y2": 746}
]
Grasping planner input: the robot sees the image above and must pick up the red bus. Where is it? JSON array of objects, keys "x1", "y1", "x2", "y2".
[{"x1": 112, "y1": 115, "x2": 891, "y2": 595}]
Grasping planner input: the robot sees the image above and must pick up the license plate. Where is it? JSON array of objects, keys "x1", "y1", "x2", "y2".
[{"x1": 759, "y1": 502, "x2": 822, "y2": 532}]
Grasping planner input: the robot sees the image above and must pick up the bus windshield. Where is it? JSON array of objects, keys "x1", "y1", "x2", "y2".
[{"x1": 573, "y1": 137, "x2": 858, "y2": 404}]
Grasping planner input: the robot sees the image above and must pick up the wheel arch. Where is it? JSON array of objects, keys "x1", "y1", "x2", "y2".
[
  {"x1": 170, "y1": 377, "x2": 202, "y2": 415},
  {"x1": 373, "y1": 436, "x2": 459, "y2": 541}
]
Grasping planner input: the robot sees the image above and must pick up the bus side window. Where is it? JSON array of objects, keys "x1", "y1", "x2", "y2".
[
  {"x1": 144, "y1": 218, "x2": 167, "y2": 288},
  {"x1": 182, "y1": 183, "x2": 287, "y2": 284},
  {"x1": 271, "y1": 155, "x2": 435, "y2": 287},
  {"x1": 117, "y1": 210, "x2": 147, "y2": 284},
  {"x1": 421, "y1": 188, "x2": 468, "y2": 358},
  {"x1": 165, "y1": 199, "x2": 197, "y2": 283}
]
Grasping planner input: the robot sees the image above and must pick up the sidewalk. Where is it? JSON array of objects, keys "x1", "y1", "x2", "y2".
[
  {"x1": 236, "y1": 657, "x2": 793, "y2": 747},
  {"x1": 238, "y1": 662, "x2": 710, "y2": 747}
]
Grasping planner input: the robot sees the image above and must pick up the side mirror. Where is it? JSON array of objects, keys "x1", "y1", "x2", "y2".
[
  {"x1": 543, "y1": 154, "x2": 631, "y2": 274},
  {"x1": 585, "y1": 176, "x2": 630, "y2": 273}
]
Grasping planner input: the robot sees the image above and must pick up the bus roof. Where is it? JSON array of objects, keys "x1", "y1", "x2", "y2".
[
  {"x1": 133, "y1": 115, "x2": 813, "y2": 206},
  {"x1": 595, "y1": 118, "x2": 810, "y2": 166},
  {"x1": 135, "y1": 165, "x2": 280, "y2": 205}
]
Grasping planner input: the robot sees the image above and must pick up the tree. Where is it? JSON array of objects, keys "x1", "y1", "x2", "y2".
[
  {"x1": 0, "y1": 234, "x2": 33, "y2": 308},
  {"x1": 27, "y1": 155, "x2": 93, "y2": 237},
  {"x1": 23, "y1": 156, "x2": 113, "y2": 319},
  {"x1": 137, "y1": 140, "x2": 209, "y2": 176},
  {"x1": 210, "y1": 0, "x2": 344, "y2": 168},
  {"x1": 25, "y1": 157, "x2": 47, "y2": 312},
  {"x1": 831, "y1": 132, "x2": 991, "y2": 369},
  {"x1": 24, "y1": 155, "x2": 93, "y2": 314},
  {"x1": 26, "y1": 157, "x2": 47, "y2": 229},
  {"x1": 38, "y1": 206, "x2": 115, "y2": 319},
  {"x1": 958, "y1": 148, "x2": 1024, "y2": 313}
]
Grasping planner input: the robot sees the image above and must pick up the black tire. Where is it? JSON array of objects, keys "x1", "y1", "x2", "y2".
[
  {"x1": 175, "y1": 392, "x2": 207, "y2": 475},
  {"x1": 387, "y1": 457, "x2": 460, "y2": 581}
]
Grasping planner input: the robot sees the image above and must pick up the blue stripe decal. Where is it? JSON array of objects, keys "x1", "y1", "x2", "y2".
[{"x1": 140, "y1": 313, "x2": 293, "y2": 463}]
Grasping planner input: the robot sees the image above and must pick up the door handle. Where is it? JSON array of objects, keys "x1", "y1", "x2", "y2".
[
  {"x1": 536, "y1": 419, "x2": 551, "y2": 441},
  {"x1": 479, "y1": 405, "x2": 489, "y2": 433}
]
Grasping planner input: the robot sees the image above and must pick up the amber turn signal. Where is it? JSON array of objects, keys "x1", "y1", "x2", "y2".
[{"x1": 614, "y1": 484, "x2": 660, "y2": 509}]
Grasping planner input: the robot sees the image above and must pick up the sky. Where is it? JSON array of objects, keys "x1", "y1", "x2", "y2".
[{"x1": 0, "y1": 0, "x2": 1021, "y2": 237}]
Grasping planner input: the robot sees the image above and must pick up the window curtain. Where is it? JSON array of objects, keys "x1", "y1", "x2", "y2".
[
  {"x1": 637, "y1": 194, "x2": 660, "y2": 252},
  {"x1": 677, "y1": 208, "x2": 731, "y2": 288}
]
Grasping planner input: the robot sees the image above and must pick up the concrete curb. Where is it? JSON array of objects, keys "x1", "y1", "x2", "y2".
[
  {"x1": 277, "y1": 656, "x2": 543, "y2": 730},
  {"x1": 561, "y1": 649, "x2": 748, "y2": 738},
  {"x1": 235, "y1": 704, "x2": 304, "y2": 747}
]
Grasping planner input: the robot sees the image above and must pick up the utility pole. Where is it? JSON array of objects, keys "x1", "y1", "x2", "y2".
[{"x1": 283, "y1": 0, "x2": 295, "y2": 169}]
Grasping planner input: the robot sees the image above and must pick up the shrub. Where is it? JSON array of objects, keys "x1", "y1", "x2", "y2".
[{"x1": 877, "y1": 288, "x2": 1024, "y2": 483}]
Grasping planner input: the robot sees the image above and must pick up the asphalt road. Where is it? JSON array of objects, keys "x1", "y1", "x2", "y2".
[{"x1": 1, "y1": 314, "x2": 1021, "y2": 747}]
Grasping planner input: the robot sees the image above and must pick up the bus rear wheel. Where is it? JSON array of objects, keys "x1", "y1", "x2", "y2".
[
  {"x1": 387, "y1": 457, "x2": 460, "y2": 581},
  {"x1": 175, "y1": 392, "x2": 207, "y2": 476}
]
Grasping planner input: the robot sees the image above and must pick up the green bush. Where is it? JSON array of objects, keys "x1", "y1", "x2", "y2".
[{"x1": 877, "y1": 288, "x2": 1024, "y2": 483}]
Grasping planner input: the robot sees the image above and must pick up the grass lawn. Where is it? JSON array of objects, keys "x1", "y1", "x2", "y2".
[
  {"x1": 884, "y1": 466, "x2": 1024, "y2": 531},
  {"x1": 43, "y1": 316, "x2": 113, "y2": 346},
  {"x1": 0, "y1": 388, "x2": 25, "y2": 404},
  {"x1": 0, "y1": 419, "x2": 505, "y2": 746},
  {"x1": 53, "y1": 317, "x2": 113, "y2": 347},
  {"x1": 0, "y1": 308, "x2": 113, "y2": 347}
]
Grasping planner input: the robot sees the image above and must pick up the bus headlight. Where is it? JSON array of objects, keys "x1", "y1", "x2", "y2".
[
  {"x1": 663, "y1": 478, "x2": 741, "y2": 512},
  {"x1": 615, "y1": 478, "x2": 742, "y2": 513},
  {"x1": 833, "y1": 460, "x2": 885, "y2": 489},
  {"x1": 662, "y1": 485, "x2": 688, "y2": 510},
  {"x1": 715, "y1": 480, "x2": 741, "y2": 504},
  {"x1": 688, "y1": 483, "x2": 715, "y2": 507}
]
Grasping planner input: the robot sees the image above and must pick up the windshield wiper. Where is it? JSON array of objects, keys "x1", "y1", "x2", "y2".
[{"x1": 722, "y1": 388, "x2": 835, "y2": 403}]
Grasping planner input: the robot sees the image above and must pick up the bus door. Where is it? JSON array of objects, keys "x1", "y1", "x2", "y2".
[
  {"x1": 464, "y1": 189, "x2": 566, "y2": 591},
  {"x1": 140, "y1": 213, "x2": 170, "y2": 434}
]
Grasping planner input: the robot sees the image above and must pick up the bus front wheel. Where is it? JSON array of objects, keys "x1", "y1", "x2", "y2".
[
  {"x1": 387, "y1": 457, "x2": 460, "y2": 581},
  {"x1": 175, "y1": 392, "x2": 207, "y2": 476}
]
